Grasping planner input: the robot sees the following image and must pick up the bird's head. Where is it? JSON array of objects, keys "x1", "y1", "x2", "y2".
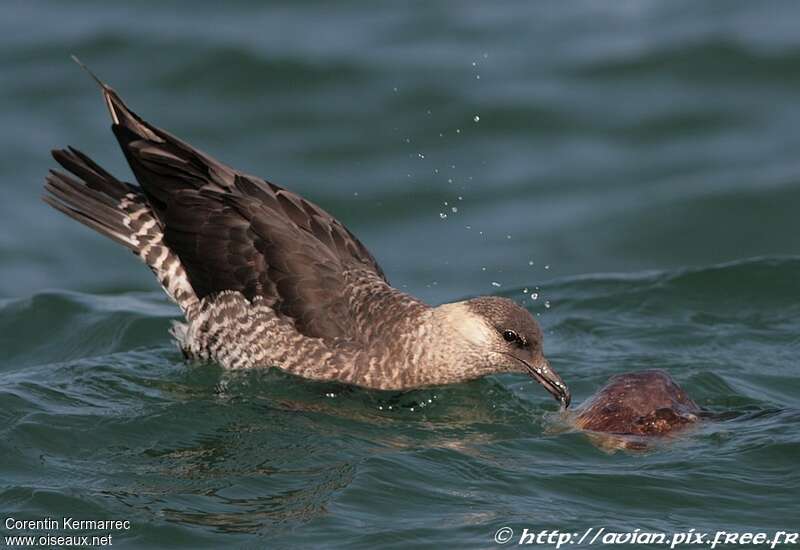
[{"x1": 433, "y1": 296, "x2": 570, "y2": 407}]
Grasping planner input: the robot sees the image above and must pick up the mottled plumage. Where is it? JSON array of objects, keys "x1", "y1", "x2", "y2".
[{"x1": 43, "y1": 63, "x2": 570, "y2": 405}]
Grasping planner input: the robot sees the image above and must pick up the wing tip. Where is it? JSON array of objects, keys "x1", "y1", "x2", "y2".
[
  {"x1": 71, "y1": 55, "x2": 104, "y2": 87},
  {"x1": 70, "y1": 54, "x2": 121, "y2": 124}
]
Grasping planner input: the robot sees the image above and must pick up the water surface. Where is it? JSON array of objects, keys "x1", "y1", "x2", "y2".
[{"x1": 1, "y1": 1, "x2": 799, "y2": 548}]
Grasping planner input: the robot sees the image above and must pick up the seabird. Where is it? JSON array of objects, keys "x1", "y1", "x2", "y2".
[{"x1": 42, "y1": 61, "x2": 570, "y2": 406}]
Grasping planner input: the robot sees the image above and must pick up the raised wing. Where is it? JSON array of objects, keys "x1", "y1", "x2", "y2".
[{"x1": 98, "y1": 81, "x2": 386, "y2": 341}]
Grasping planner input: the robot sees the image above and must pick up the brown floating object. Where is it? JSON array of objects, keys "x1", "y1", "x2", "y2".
[{"x1": 575, "y1": 369, "x2": 700, "y2": 437}]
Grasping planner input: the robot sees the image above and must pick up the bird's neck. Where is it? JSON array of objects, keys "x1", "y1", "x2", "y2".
[{"x1": 335, "y1": 300, "x2": 495, "y2": 390}]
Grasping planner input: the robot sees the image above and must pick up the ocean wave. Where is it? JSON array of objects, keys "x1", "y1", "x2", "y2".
[
  {"x1": 0, "y1": 290, "x2": 178, "y2": 369},
  {"x1": 536, "y1": 256, "x2": 800, "y2": 312},
  {"x1": 571, "y1": 38, "x2": 800, "y2": 85}
]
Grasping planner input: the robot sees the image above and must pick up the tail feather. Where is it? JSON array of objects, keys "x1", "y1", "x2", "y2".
[
  {"x1": 43, "y1": 147, "x2": 199, "y2": 317},
  {"x1": 44, "y1": 153, "x2": 139, "y2": 251},
  {"x1": 52, "y1": 146, "x2": 133, "y2": 200}
]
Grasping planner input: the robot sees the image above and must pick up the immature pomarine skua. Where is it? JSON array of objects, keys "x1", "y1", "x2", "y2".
[{"x1": 43, "y1": 61, "x2": 570, "y2": 406}]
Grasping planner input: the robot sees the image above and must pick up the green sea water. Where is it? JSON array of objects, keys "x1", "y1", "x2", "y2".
[{"x1": 1, "y1": 1, "x2": 799, "y2": 548}]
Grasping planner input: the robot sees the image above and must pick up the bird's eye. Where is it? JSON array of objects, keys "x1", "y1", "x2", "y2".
[{"x1": 502, "y1": 330, "x2": 519, "y2": 343}]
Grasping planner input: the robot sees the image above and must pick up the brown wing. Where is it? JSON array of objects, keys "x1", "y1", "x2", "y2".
[{"x1": 99, "y1": 83, "x2": 386, "y2": 341}]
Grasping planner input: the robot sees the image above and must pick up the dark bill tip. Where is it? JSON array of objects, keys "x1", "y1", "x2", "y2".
[
  {"x1": 559, "y1": 387, "x2": 572, "y2": 409},
  {"x1": 520, "y1": 356, "x2": 571, "y2": 409}
]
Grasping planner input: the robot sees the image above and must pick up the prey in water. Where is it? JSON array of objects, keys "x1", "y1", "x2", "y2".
[{"x1": 571, "y1": 370, "x2": 700, "y2": 451}]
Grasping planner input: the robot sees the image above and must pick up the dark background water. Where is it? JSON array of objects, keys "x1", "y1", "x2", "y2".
[{"x1": 1, "y1": 1, "x2": 799, "y2": 548}]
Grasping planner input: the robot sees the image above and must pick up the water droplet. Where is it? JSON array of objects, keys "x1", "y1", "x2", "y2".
[
  {"x1": 393, "y1": 87, "x2": 398, "y2": 92},
  {"x1": 443, "y1": 201, "x2": 448, "y2": 206},
  {"x1": 544, "y1": 300, "x2": 551, "y2": 309},
  {"x1": 472, "y1": 61, "x2": 477, "y2": 67},
  {"x1": 491, "y1": 281, "x2": 501, "y2": 287},
  {"x1": 473, "y1": 115, "x2": 480, "y2": 122},
  {"x1": 447, "y1": 178, "x2": 453, "y2": 184},
  {"x1": 523, "y1": 288, "x2": 529, "y2": 293},
  {"x1": 465, "y1": 225, "x2": 471, "y2": 230},
  {"x1": 483, "y1": 52, "x2": 488, "y2": 59},
  {"x1": 457, "y1": 196, "x2": 463, "y2": 200},
  {"x1": 530, "y1": 292, "x2": 539, "y2": 300},
  {"x1": 434, "y1": 168, "x2": 439, "y2": 174},
  {"x1": 418, "y1": 153, "x2": 425, "y2": 159},
  {"x1": 451, "y1": 207, "x2": 458, "y2": 213},
  {"x1": 439, "y1": 212, "x2": 447, "y2": 219},
  {"x1": 476, "y1": 75, "x2": 481, "y2": 80},
  {"x1": 404, "y1": 137, "x2": 411, "y2": 143},
  {"x1": 544, "y1": 265, "x2": 550, "y2": 270},
  {"x1": 528, "y1": 260, "x2": 534, "y2": 266},
  {"x1": 353, "y1": 192, "x2": 359, "y2": 197},
  {"x1": 506, "y1": 234, "x2": 512, "y2": 239},
  {"x1": 481, "y1": 266, "x2": 487, "y2": 271},
  {"x1": 456, "y1": 128, "x2": 461, "y2": 134}
]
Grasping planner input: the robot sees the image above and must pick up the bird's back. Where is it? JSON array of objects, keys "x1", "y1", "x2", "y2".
[{"x1": 44, "y1": 72, "x2": 430, "y2": 384}]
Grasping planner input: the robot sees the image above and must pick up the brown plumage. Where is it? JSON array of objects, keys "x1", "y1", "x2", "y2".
[{"x1": 42, "y1": 60, "x2": 570, "y2": 405}]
